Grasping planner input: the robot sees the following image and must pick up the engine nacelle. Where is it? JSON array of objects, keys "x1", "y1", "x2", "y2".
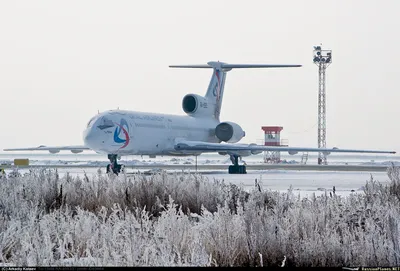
[
  {"x1": 182, "y1": 94, "x2": 213, "y2": 117},
  {"x1": 323, "y1": 147, "x2": 337, "y2": 156},
  {"x1": 249, "y1": 143, "x2": 263, "y2": 155},
  {"x1": 223, "y1": 144, "x2": 262, "y2": 157},
  {"x1": 227, "y1": 150, "x2": 252, "y2": 157},
  {"x1": 215, "y1": 121, "x2": 245, "y2": 143}
]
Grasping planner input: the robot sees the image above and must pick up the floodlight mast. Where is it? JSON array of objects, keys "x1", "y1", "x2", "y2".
[{"x1": 313, "y1": 45, "x2": 332, "y2": 165}]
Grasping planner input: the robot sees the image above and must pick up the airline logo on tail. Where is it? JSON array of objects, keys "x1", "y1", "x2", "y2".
[
  {"x1": 113, "y1": 119, "x2": 130, "y2": 148},
  {"x1": 212, "y1": 70, "x2": 221, "y2": 102}
]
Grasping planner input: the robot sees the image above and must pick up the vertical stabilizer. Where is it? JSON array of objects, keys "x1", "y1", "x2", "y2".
[
  {"x1": 169, "y1": 61, "x2": 302, "y2": 120},
  {"x1": 204, "y1": 62, "x2": 228, "y2": 120}
]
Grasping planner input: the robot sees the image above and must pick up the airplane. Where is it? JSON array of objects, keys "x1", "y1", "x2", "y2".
[{"x1": 4, "y1": 61, "x2": 396, "y2": 174}]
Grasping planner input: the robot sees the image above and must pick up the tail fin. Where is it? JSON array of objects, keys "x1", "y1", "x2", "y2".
[
  {"x1": 205, "y1": 63, "x2": 227, "y2": 120},
  {"x1": 169, "y1": 61, "x2": 301, "y2": 120}
]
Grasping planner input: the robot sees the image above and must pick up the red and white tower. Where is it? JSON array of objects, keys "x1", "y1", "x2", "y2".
[{"x1": 261, "y1": 126, "x2": 288, "y2": 163}]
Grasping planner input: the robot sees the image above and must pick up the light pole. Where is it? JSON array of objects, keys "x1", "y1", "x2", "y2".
[{"x1": 313, "y1": 45, "x2": 332, "y2": 165}]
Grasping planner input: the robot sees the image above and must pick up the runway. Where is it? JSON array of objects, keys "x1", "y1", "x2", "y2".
[{"x1": 0, "y1": 163, "x2": 391, "y2": 172}]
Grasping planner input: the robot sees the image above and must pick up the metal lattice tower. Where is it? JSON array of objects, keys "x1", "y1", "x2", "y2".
[{"x1": 313, "y1": 45, "x2": 332, "y2": 165}]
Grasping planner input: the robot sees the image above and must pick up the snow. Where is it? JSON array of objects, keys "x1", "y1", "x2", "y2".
[
  {"x1": 0, "y1": 166, "x2": 399, "y2": 266},
  {"x1": 0, "y1": 153, "x2": 399, "y2": 266}
]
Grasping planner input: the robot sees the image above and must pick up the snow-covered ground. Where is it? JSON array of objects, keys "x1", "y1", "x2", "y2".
[
  {"x1": 1, "y1": 166, "x2": 391, "y2": 199},
  {"x1": 1, "y1": 152, "x2": 400, "y2": 167},
  {"x1": 0, "y1": 166, "x2": 399, "y2": 267},
  {"x1": 0, "y1": 152, "x2": 397, "y2": 198}
]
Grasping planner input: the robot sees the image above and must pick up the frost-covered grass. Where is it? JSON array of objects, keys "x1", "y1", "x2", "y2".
[{"x1": 0, "y1": 166, "x2": 400, "y2": 267}]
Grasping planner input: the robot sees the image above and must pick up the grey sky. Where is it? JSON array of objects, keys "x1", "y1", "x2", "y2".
[{"x1": 0, "y1": 0, "x2": 399, "y2": 152}]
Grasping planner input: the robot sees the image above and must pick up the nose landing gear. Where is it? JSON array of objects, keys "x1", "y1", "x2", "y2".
[{"x1": 107, "y1": 154, "x2": 123, "y2": 175}]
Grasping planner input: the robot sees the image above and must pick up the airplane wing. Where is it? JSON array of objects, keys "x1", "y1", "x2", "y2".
[
  {"x1": 174, "y1": 140, "x2": 396, "y2": 155},
  {"x1": 3, "y1": 145, "x2": 91, "y2": 154}
]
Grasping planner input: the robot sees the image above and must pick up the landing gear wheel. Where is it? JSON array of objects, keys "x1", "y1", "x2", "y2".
[
  {"x1": 228, "y1": 155, "x2": 247, "y2": 174},
  {"x1": 106, "y1": 154, "x2": 123, "y2": 175},
  {"x1": 228, "y1": 165, "x2": 247, "y2": 174},
  {"x1": 107, "y1": 164, "x2": 122, "y2": 174}
]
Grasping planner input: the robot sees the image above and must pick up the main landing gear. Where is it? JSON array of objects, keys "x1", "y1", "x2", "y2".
[
  {"x1": 106, "y1": 154, "x2": 123, "y2": 175},
  {"x1": 228, "y1": 154, "x2": 247, "y2": 174}
]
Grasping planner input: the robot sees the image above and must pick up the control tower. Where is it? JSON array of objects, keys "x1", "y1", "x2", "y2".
[{"x1": 261, "y1": 126, "x2": 288, "y2": 163}]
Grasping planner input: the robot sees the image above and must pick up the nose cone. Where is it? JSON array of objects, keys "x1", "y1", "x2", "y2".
[{"x1": 83, "y1": 127, "x2": 97, "y2": 148}]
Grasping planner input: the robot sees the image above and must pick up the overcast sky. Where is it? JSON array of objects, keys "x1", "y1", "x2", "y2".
[{"x1": 0, "y1": 0, "x2": 399, "y2": 153}]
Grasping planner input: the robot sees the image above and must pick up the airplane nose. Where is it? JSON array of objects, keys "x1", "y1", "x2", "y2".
[{"x1": 83, "y1": 128, "x2": 96, "y2": 147}]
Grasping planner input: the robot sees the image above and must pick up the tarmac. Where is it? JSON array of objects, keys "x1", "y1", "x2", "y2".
[{"x1": 0, "y1": 163, "x2": 390, "y2": 172}]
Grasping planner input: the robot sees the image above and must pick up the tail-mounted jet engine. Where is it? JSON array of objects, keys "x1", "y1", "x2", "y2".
[
  {"x1": 182, "y1": 94, "x2": 213, "y2": 117},
  {"x1": 215, "y1": 121, "x2": 245, "y2": 143}
]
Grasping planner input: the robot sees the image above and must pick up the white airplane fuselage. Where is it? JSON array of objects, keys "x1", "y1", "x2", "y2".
[
  {"x1": 83, "y1": 110, "x2": 220, "y2": 156},
  {"x1": 3, "y1": 61, "x2": 396, "y2": 173}
]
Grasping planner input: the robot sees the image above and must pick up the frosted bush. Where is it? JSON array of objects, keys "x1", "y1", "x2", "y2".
[{"x1": 0, "y1": 166, "x2": 399, "y2": 266}]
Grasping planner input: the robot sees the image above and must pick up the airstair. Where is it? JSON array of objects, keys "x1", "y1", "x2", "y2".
[{"x1": 301, "y1": 152, "x2": 309, "y2": 164}]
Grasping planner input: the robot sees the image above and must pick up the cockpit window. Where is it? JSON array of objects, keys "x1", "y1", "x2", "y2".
[
  {"x1": 97, "y1": 117, "x2": 115, "y2": 130},
  {"x1": 87, "y1": 116, "x2": 97, "y2": 128}
]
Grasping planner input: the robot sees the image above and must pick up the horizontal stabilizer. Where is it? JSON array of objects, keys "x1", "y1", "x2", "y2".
[
  {"x1": 169, "y1": 61, "x2": 301, "y2": 70},
  {"x1": 221, "y1": 64, "x2": 301, "y2": 68},
  {"x1": 169, "y1": 64, "x2": 211, "y2": 68}
]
